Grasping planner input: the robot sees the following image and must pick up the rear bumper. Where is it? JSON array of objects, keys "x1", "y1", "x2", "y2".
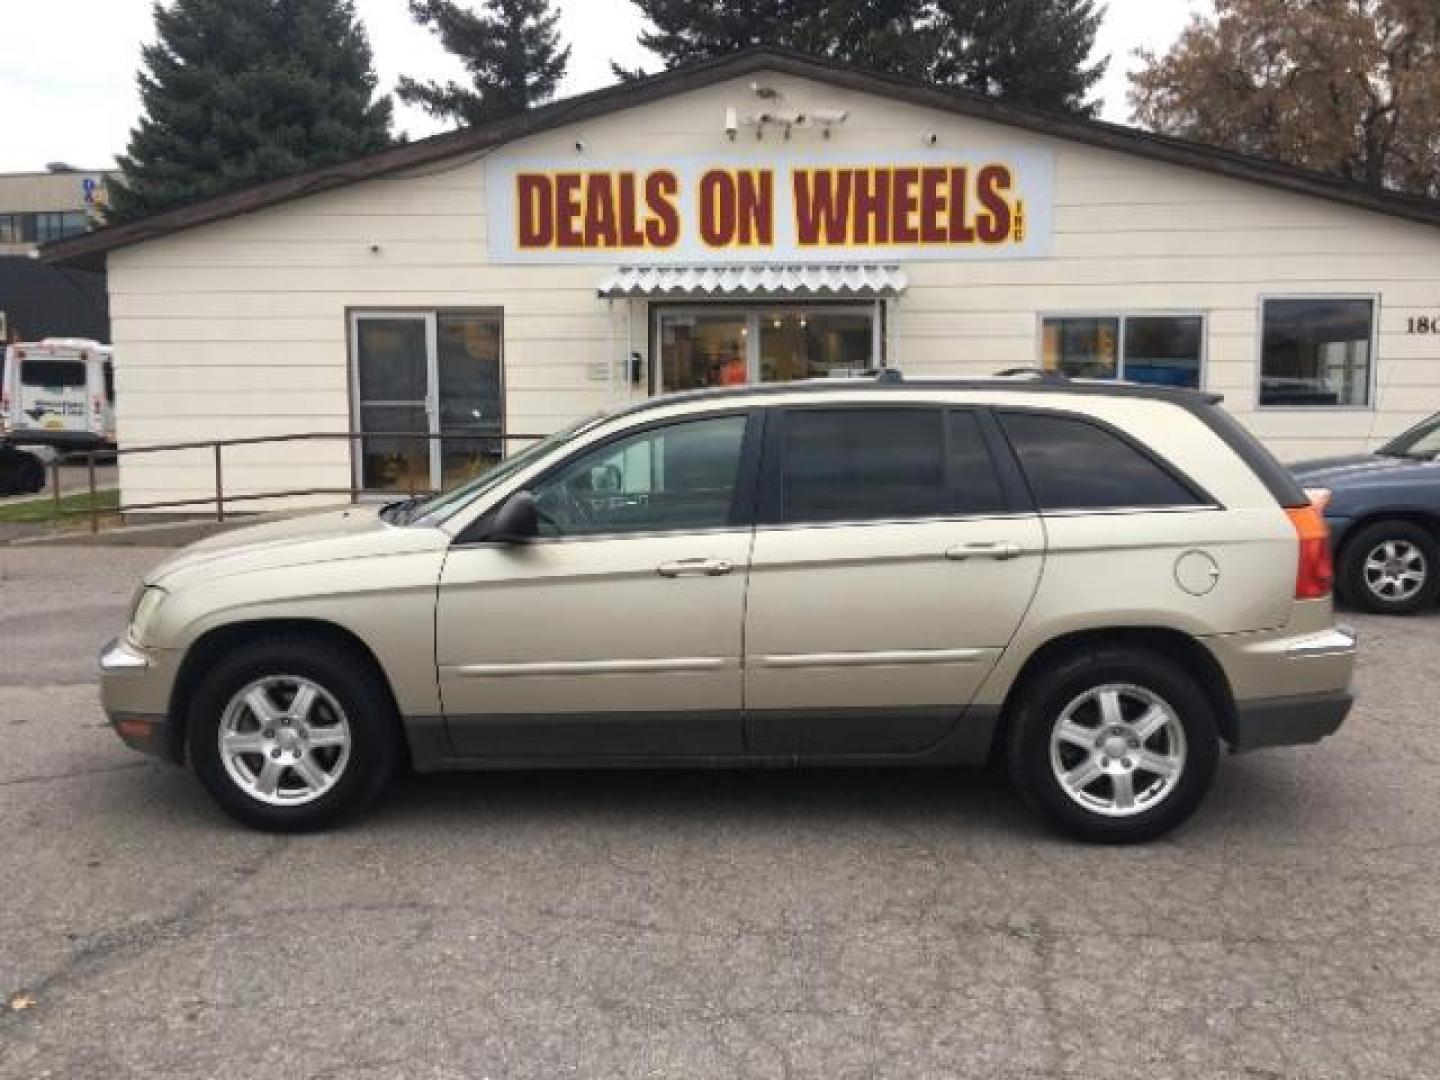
[
  {"x1": 1230, "y1": 689, "x2": 1353, "y2": 751},
  {"x1": 1207, "y1": 621, "x2": 1357, "y2": 750}
]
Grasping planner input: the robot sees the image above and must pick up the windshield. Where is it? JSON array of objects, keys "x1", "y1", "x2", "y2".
[
  {"x1": 1381, "y1": 414, "x2": 1440, "y2": 460},
  {"x1": 396, "y1": 415, "x2": 602, "y2": 526}
]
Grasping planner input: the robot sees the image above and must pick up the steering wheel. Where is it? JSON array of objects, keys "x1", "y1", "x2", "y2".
[{"x1": 535, "y1": 480, "x2": 599, "y2": 532}]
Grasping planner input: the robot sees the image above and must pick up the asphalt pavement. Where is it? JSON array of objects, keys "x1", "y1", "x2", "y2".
[{"x1": 0, "y1": 545, "x2": 1437, "y2": 1079}]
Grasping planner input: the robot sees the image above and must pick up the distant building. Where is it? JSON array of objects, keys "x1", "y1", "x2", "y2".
[
  {"x1": 0, "y1": 166, "x2": 112, "y2": 258},
  {"x1": 0, "y1": 167, "x2": 111, "y2": 342}
]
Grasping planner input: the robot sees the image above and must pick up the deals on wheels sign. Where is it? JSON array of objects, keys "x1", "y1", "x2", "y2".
[{"x1": 485, "y1": 150, "x2": 1053, "y2": 264}]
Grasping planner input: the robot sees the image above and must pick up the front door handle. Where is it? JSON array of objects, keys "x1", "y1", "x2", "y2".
[
  {"x1": 945, "y1": 541, "x2": 1023, "y2": 561},
  {"x1": 657, "y1": 557, "x2": 734, "y2": 578}
]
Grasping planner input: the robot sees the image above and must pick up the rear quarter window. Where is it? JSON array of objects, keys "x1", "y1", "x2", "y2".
[{"x1": 998, "y1": 410, "x2": 1207, "y2": 512}]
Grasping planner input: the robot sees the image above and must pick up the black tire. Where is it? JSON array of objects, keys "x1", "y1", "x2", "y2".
[
  {"x1": 18, "y1": 454, "x2": 45, "y2": 494},
  {"x1": 1005, "y1": 647, "x2": 1220, "y2": 843},
  {"x1": 187, "y1": 636, "x2": 399, "y2": 832},
  {"x1": 1339, "y1": 520, "x2": 1440, "y2": 616}
]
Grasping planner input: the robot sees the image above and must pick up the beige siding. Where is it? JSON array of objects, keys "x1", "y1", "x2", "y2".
[{"x1": 107, "y1": 70, "x2": 1440, "y2": 510}]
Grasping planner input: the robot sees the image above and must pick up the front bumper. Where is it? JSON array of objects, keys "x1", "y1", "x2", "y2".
[{"x1": 99, "y1": 638, "x2": 178, "y2": 760}]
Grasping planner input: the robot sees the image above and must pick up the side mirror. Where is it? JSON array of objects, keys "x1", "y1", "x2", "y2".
[{"x1": 485, "y1": 490, "x2": 540, "y2": 543}]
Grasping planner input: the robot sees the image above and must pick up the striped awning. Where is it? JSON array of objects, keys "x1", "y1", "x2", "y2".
[{"x1": 596, "y1": 263, "x2": 908, "y2": 299}]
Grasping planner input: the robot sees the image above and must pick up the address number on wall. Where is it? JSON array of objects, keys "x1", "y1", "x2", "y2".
[{"x1": 1407, "y1": 317, "x2": 1440, "y2": 334}]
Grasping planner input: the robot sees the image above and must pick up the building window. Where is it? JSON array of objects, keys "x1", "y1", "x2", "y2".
[
  {"x1": 1041, "y1": 314, "x2": 1204, "y2": 388},
  {"x1": 350, "y1": 309, "x2": 504, "y2": 493},
  {"x1": 33, "y1": 211, "x2": 90, "y2": 243},
  {"x1": 0, "y1": 213, "x2": 24, "y2": 244},
  {"x1": 1259, "y1": 297, "x2": 1374, "y2": 408}
]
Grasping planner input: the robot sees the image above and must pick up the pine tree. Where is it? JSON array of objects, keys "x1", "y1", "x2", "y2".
[
  {"x1": 616, "y1": 0, "x2": 1105, "y2": 113},
  {"x1": 932, "y1": 0, "x2": 1106, "y2": 114},
  {"x1": 399, "y1": 0, "x2": 570, "y2": 127},
  {"x1": 618, "y1": 1, "x2": 936, "y2": 81},
  {"x1": 109, "y1": 0, "x2": 393, "y2": 223}
]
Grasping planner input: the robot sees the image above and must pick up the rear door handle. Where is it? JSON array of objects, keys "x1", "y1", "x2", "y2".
[
  {"x1": 657, "y1": 557, "x2": 734, "y2": 578},
  {"x1": 945, "y1": 541, "x2": 1023, "y2": 561}
]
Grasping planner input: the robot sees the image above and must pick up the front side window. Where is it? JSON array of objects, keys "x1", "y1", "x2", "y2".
[
  {"x1": 999, "y1": 410, "x2": 1204, "y2": 511},
  {"x1": 1260, "y1": 298, "x2": 1374, "y2": 408},
  {"x1": 532, "y1": 415, "x2": 749, "y2": 537},
  {"x1": 1042, "y1": 314, "x2": 1203, "y2": 388}
]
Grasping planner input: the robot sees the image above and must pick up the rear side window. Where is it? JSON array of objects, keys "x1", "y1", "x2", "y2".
[
  {"x1": 999, "y1": 410, "x2": 1204, "y2": 511},
  {"x1": 777, "y1": 408, "x2": 1008, "y2": 524},
  {"x1": 21, "y1": 360, "x2": 86, "y2": 388},
  {"x1": 781, "y1": 408, "x2": 948, "y2": 523}
]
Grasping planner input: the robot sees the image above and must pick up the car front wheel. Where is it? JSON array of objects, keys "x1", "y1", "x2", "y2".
[
  {"x1": 1341, "y1": 520, "x2": 1440, "y2": 615},
  {"x1": 1006, "y1": 648, "x2": 1219, "y2": 843},
  {"x1": 187, "y1": 636, "x2": 398, "y2": 831}
]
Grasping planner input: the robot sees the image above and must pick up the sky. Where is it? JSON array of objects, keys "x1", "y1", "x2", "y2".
[{"x1": 0, "y1": 0, "x2": 1210, "y2": 173}]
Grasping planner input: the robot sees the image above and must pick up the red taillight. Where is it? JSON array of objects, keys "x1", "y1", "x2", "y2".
[{"x1": 1287, "y1": 495, "x2": 1333, "y2": 600}]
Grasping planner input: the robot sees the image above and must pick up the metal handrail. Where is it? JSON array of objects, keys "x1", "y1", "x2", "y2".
[{"x1": 42, "y1": 430, "x2": 549, "y2": 534}]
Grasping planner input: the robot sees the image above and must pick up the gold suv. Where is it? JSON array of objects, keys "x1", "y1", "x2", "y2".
[{"x1": 99, "y1": 375, "x2": 1356, "y2": 842}]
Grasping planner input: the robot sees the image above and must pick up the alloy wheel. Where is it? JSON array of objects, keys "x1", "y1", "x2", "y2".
[
  {"x1": 1363, "y1": 540, "x2": 1427, "y2": 603},
  {"x1": 1048, "y1": 683, "x2": 1188, "y2": 818},
  {"x1": 218, "y1": 676, "x2": 352, "y2": 806}
]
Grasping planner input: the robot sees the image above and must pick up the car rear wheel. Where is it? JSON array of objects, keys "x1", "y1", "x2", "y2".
[
  {"x1": 1006, "y1": 647, "x2": 1219, "y2": 843},
  {"x1": 187, "y1": 637, "x2": 398, "y2": 831},
  {"x1": 1341, "y1": 521, "x2": 1440, "y2": 615}
]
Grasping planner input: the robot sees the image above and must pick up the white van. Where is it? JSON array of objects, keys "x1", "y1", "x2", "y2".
[{"x1": 1, "y1": 338, "x2": 115, "y2": 449}]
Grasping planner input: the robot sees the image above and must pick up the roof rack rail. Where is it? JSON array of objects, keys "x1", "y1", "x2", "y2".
[{"x1": 994, "y1": 366, "x2": 1070, "y2": 383}]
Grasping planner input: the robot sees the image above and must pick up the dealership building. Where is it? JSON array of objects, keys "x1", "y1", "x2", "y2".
[{"x1": 45, "y1": 48, "x2": 1440, "y2": 511}]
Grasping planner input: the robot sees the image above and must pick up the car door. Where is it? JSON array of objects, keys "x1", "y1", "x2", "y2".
[
  {"x1": 436, "y1": 409, "x2": 761, "y2": 759},
  {"x1": 743, "y1": 405, "x2": 1045, "y2": 755}
]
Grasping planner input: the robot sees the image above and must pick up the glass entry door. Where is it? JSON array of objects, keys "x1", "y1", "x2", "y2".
[
  {"x1": 656, "y1": 305, "x2": 878, "y2": 392},
  {"x1": 352, "y1": 311, "x2": 503, "y2": 492}
]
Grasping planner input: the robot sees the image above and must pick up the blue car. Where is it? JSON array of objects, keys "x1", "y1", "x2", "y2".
[{"x1": 1291, "y1": 414, "x2": 1440, "y2": 615}]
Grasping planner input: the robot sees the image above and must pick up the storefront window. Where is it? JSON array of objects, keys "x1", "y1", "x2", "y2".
[
  {"x1": 1042, "y1": 314, "x2": 1202, "y2": 388},
  {"x1": 657, "y1": 306, "x2": 877, "y2": 392},
  {"x1": 759, "y1": 309, "x2": 873, "y2": 381},
  {"x1": 1259, "y1": 298, "x2": 1373, "y2": 408},
  {"x1": 659, "y1": 314, "x2": 748, "y2": 392}
]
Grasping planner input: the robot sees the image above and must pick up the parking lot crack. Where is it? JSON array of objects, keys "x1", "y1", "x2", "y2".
[
  {"x1": 0, "y1": 834, "x2": 288, "y2": 1032},
  {"x1": 0, "y1": 760, "x2": 149, "y2": 788}
]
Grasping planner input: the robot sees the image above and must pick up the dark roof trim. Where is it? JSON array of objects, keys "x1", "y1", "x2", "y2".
[{"x1": 43, "y1": 46, "x2": 1440, "y2": 270}]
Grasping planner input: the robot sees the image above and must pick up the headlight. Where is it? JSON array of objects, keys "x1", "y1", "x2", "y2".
[{"x1": 128, "y1": 586, "x2": 169, "y2": 646}]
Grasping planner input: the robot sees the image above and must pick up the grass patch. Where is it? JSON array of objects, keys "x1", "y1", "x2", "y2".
[{"x1": 0, "y1": 487, "x2": 120, "y2": 524}]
